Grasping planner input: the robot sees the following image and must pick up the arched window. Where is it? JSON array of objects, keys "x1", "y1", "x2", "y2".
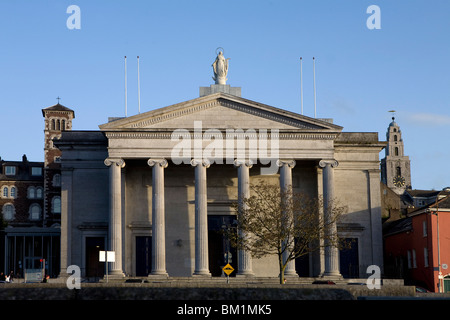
[
  {"x1": 10, "y1": 187, "x2": 16, "y2": 198},
  {"x1": 2, "y1": 187, "x2": 8, "y2": 198},
  {"x1": 51, "y1": 119, "x2": 56, "y2": 131},
  {"x1": 52, "y1": 197, "x2": 61, "y2": 214},
  {"x1": 28, "y1": 186, "x2": 36, "y2": 199},
  {"x1": 395, "y1": 147, "x2": 399, "y2": 156},
  {"x1": 62, "y1": 120, "x2": 66, "y2": 131},
  {"x1": 56, "y1": 119, "x2": 61, "y2": 131},
  {"x1": 394, "y1": 135, "x2": 398, "y2": 141},
  {"x1": 36, "y1": 187, "x2": 43, "y2": 199},
  {"x1": 53, "y1": 174, "x2": 61, "y2": 187},
  {"x1": 2, "y1": 204, "x2": 15, "y2": 220},
  {"x1": 29, "y1": 204, "x2": 41, "y2": 220}
]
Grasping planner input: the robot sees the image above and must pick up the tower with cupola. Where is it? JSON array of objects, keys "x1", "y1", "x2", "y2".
[{"x1": 381, "y1": 117, "x2": 411, "y2": 195}]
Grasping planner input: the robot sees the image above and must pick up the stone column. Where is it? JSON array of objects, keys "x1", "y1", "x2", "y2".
[
  {"x1": 148, "y1": 159, "x2": 169, "y2": 277},
  {"x1": 60, "y1": 167, "x2": 73, "y2": 277},
  {"x1": 319, "y1": 160, "x2": 341, "y2": 278},
  {"x1": 277, "y1": 159, "x2": 298, "y2": 277},
  {"x1": 234, "y1": 159, "x2": 254, "y2": 277},
  {"x1": 104, "y1": 158, "x2": 126, "y2": 277},
  {"x1": 366, "y1": 169, "x2": 384, "y2": 272},
  {"x1": 191, "y1": 159, "x2": 211, "y2": 276}
]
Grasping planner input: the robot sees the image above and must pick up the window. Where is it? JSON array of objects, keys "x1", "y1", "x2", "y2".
[
  {"x1": 29, "y1": 204, "x2": 41, "y2": 220},
  {"x1": 53, "y1": 174, "x2": 61, "y2": 187},
  {"x1": 28, "y1": 186, "x2": 35, "y2": 199},
  {"x1": 36, "y1": 187, "x2": 43, "y2": 199},
  {"x1": 3, "y1": 187, "x2": 8, "y2": 198},
  {"x1": 31, "y1": 167, "x2": 42, "y2": 176},
  {"x1": 10, "y1": 187, "x2": 16, "y2": 198},
  {"x1": 52, "y1": 197, "x2": 61, "y2": 214},
  {"x1": 424, "y1": 248, "x2": 429, "y2": 267},
  {"x1": 5, "y1": 166, "x2": 16, "y2": 175},
  {"x1": 394, "y1": 135, "x2": 398, "y2": 142},
  {"x1": 412, "y1": 249, "x2": 417, "y2": 268},
  {"x1": 423, "y1": 221, "x2": 427, "y2": 237},
  {"x1": 407, "y1": 250, "x2": 412, "y2": 269},
  {"x1": 396, "y1": 167, "x2": 402, "y2": 177},
  {"x1": 2, "y1": 204, "x2": 15, "y2": 220}
]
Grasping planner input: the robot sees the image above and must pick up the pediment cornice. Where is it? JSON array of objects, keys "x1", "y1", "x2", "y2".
[{"x1": 99, "y1": 92, "x2": 342, "y2": 132}]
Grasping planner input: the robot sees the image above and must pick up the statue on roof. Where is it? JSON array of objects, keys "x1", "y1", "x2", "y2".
[{"x1": 212, "y1": 48, "x2": 230, "y2": 85}]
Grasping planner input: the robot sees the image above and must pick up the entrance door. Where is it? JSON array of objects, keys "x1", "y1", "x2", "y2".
[
  {"x1": 444, "y1": 276, "x2": 450, "y2": 293},
  {"x1": 85, "y1": 237, "x2": 105, "y2": 278},
  {"x1": 339, "y1": 238, "x2": 359, "y2": 278},
  {"x1": 136, "y1": 236, "x2": 152, "y2": 276},
  {"x1": 208, "y1": 216, "x2": 237, "y2": 277}
]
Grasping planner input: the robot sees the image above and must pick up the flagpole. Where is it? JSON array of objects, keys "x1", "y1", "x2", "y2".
[
  {"x1": 313, "y1": 57, "x2": 316, "y2": 118},
  {"x1": 124, "y1": 56, "x2": 128, "y2": 117},
  {"x1": 300, "y1": 57, "x2": 303, "y2": 115},
  {"x1": 137, "y1": 56, "x2": 141, "y2": 114}
]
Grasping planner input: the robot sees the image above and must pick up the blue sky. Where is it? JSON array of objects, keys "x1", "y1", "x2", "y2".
[{"x1": 0, "y1": 0, "x2": 449, "y2": 190}]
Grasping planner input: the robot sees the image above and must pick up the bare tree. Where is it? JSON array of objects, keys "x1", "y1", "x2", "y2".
[{"x1": 228, "y1": 180, "x2": 347, "y2": 284}]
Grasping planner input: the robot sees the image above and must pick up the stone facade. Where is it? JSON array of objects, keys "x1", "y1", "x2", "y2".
[{"x1": 55, "y1": 85, "x2": 386, "y2": 280}]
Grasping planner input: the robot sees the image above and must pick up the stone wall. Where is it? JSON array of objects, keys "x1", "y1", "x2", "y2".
[{"x1": 0, "y1": 282, "x2": 416, "y2": 300}]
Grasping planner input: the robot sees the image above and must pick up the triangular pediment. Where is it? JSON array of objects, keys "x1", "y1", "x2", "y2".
[{"x1": 99, "y1": 92, "x2": 342, "y2": 132}]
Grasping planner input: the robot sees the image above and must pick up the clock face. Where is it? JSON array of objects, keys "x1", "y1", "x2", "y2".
[{"x1": 393, "y1": 175, "x2": 405, "y2": 187}]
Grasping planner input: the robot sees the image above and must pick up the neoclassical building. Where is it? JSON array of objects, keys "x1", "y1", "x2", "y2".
[{"x1": 55, "y1": 53, "x2": 386, "y2": 279}]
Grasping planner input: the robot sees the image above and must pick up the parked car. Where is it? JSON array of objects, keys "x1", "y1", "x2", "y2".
[{"x1": 415, "y1": 286, "x2": 430, "y2": 293}]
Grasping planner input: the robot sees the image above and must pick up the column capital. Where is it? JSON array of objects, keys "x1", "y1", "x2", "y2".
[
  {"x1": 104, "y1": 158, "x2": 125, "y2": 168},
  {"x1": 233, "y1": 159, "x2": 253, "y2": 168},
  {"x1": 276, "y1": 159, "x2": 296, "y2": 168},
  {"x1": 147, "y1": 158, "x2": 168, "y2": 168},
  {"x1": 190, "y1": 159, "x2": 211, "y2": 168},
  {"x1": 319, "y1": 159, "x2": 339, "y2": 168}
]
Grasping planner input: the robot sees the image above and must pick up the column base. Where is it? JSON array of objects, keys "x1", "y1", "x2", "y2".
[
  {"x1": 148, "y1": 272, "x2": 169, "y2": 279},
  {"x1": 236, "y1": 272, "x2": 255, "y2": 278},
  {"x1": 192, "y1": 271, "x2": 211, "y2": 277},
  {"x1": 105, "y1": 271, "x2": 125, "y2": 279},
  {"x1": 320, "y1": 272, "x2": 343, "y2": 281},
  {"x1": 283, "y1": 271, "x2": 299, "y2": 278}
]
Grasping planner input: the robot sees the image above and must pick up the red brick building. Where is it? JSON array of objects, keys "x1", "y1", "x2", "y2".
[
  {"x1": 384, "y1": 193, "x2": 450, "y2": 292},
  {"x1": 0, "y1": 102, "x2": 74, "y2": 279}
]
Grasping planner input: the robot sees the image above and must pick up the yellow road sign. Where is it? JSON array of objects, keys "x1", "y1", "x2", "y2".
[{"x1": 222, "y1": 263, "x2": 234, "y2": 276}]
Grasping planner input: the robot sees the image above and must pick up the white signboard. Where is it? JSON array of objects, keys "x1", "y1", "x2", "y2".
[
  {"x1": 99, "y1": 251, "x2": 115, "y2": 262},
  {"x1": 24, "y1": 269, "x2": 44, "y2": 283}
]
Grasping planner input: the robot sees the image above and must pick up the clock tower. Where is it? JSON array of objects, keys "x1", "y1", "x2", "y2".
[{"x1": 381, "y1": 117, "x2": 411, "y2": 195}]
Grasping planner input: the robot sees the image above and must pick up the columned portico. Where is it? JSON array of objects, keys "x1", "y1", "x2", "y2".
[
  {"x1": 104, "y1": 158, "x2": 125, "y2": 277},
  {"x1": 147, "y1": 158, "x2": 169, "y2": 277},
  {"x1": 319, "y1": 159, "x2": 341, "y2": 278},
  {"x1": 191, "y1": 159, "x2": 211, "y2": 276},
  {"x1": 234, "y1": 159, "x2": 254, "y2": 277},
  {"x1": 56, "y1": 50, "x2": 387, "y2": 281},
  {"x1": 277, "y1": 159, "x2": 298, "y2": 277}
]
